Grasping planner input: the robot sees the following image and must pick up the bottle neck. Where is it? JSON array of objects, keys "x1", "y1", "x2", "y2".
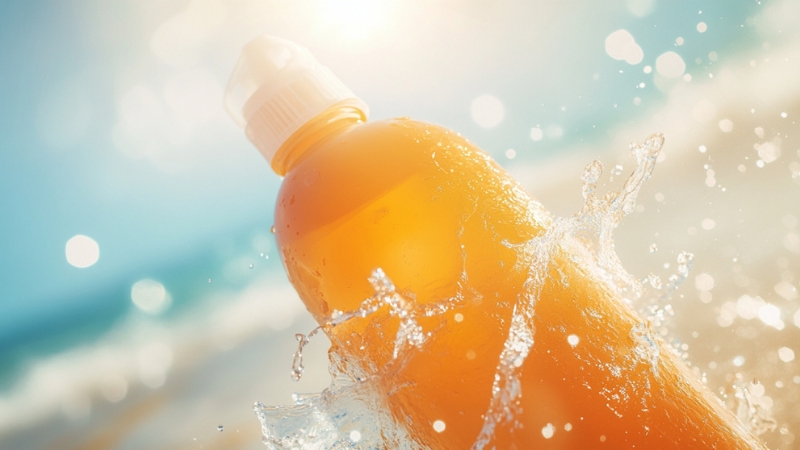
[{"x1": 269, "y1": 105, "x2": 366, "y2": 176}]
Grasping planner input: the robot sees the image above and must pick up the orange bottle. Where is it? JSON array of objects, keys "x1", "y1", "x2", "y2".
[{"x1": 225, "y1": 36, "x2": 764, "y2": 449}]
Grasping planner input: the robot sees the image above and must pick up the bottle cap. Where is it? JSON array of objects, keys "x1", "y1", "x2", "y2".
[{"x1": 224, "y1": 35, "x2": 368, "y2": 163}]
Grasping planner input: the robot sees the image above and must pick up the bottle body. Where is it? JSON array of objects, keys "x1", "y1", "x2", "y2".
[{"x1": 274, "y1": 113, "x2": 760, "y2": 448}]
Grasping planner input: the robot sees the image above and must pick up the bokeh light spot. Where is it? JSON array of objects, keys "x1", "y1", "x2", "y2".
[
  {"x1": 65, "y1": 235, "x2": 100, "y2": 268},
  {"x1": 655, "y1": 51, "x2": 686, "y2": 78},
  {"x1": 471, "y1": 95, "x2": 505, "y2": 128},
  {"x1": 605, "y1": 29, "x2": 644, "y2": 65},
  {"x1": 131, "y1": 279, "x2": 172, "y2": 314}
]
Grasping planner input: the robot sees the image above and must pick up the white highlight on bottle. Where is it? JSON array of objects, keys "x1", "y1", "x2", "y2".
[
  {"x1": 65, "y1": 235, "x2": 100, "y2": 268},
  {"x1": 567, "y1": 334, "x2": 580, "y2": 347},
  {"x1": 433, "y1": 420, "x2": 446, "y2": 433},
  {"x1": 471, "y1": 95, "x2": 505, "y2": 128}
]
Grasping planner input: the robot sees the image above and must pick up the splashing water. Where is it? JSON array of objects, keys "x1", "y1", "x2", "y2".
[{"x1": 253, "y1": 133, "x2": 774, "y2": 448}]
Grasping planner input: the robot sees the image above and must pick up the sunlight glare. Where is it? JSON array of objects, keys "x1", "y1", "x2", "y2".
[{"x1": 319, "y1": 0, "x2": 392, "y2": 40}]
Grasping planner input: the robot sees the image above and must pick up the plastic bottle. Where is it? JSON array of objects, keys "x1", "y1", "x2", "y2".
[{"x1": 225, "y1": 36, "x2": 763, "y2": 449}]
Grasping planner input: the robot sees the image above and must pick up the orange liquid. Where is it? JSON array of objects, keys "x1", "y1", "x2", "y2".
[{"x1": 272, "y1": 107, "x2": 763, "y2": 449}]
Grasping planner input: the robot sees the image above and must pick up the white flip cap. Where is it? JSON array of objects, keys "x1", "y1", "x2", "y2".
[{"x1": 224, "y1": 35, "x2": 368, "y2": 163}]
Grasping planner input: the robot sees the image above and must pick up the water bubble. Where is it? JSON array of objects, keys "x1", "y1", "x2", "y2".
[
  {"x1": 350, "y1": 430, "x2": 362, "y2": 442},
  {"x1": 433, "y1": 420, "x2": 446, "y2": 433},
  {"x1": 270, "y1": 225, "x2": 276, "y2": 233},
  {"x1": 541, "y1": 423, "x2": 556, "y2": 439},
  {"x1": 733, "y1": 356, "x2": 746, "y2": 367},
  {"x1": 249, "y1": 263, "x2": 254, "y2": 269},
  {"x1": 649, "y1": 243, "x2": 658, "y2": 253},
  {"x1": 646, "y1": 273, "x2": 662, "y2": 289},
  {"x1": 677, "y1": 252, "x2": 694, "y2": 278},
  {"x1": 218, "y1": 425, "x2": 224, "y2": 432},
  {"x1": 697, "y1": 22, "x2": 708, "y2": 33},
  {"x1": 564, "y1": 423, "x2": 573, "y2": 431}
]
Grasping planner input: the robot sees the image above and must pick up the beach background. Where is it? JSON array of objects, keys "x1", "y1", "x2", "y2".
[{"x1": 1, "y1": 0, "x2": 799, "y2": 448}]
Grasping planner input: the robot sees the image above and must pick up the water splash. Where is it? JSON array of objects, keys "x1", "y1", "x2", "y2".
[
  {"x1": 256, "y1": 268, "x2": 469, "y2": 449},
  {"x1": 253, "y1": 133, "x2": 762, "y2": 449},
  {"x1": 473, "y1": 133, "x2": 666, "y2": 449},
  {"x1": 722, "y1": 378, "x2": 778, "y2": 437}
]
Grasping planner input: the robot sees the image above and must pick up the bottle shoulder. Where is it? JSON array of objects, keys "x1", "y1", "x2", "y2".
[{"x1": 274, "y1": 117, "x2": 542, "y2": 239}]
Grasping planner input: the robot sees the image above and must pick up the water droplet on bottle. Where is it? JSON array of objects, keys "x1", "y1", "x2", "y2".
[
  {"x1": 207, "y1": 278, "x2": 212, "y2": 283},
  {"x1": 218, "y1": 425, "x2": 224, "y2": 432},
  {"x1": 249, "y1": 263, "x2": 254, "y2": 269},
  {"x1": 270, "y1": 225, "x2": 276, "y2": 233},
  {"x1": 649, "y1": 243, "x2": 658, "y2": 253}
]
